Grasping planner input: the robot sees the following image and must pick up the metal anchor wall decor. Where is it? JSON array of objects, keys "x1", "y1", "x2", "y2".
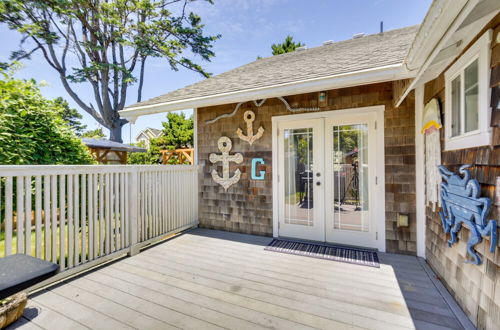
[
  {"x1": 438, "y1": 165, "x2": 498, "y2": 265},
  {"x1": 209, "y1": 136, "x2": 243, "y2": 191},
  {"x1": 236, "y1": 110, "x2": 264, "y2": 145}
]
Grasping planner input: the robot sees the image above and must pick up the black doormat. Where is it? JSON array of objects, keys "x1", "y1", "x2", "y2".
[{"x1": 265, "y1": 239, "x2": 380, "y2": 268}]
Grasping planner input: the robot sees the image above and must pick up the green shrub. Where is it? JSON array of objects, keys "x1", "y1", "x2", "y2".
[{"x1": 0, "y1": 70, "x2": 94, "y2": 164}]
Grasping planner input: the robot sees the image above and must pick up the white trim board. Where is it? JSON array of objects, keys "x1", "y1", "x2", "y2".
[
  {"x1": 121, "y1": 64, "x2": 414, "y2": 123},
  {"x1": 194, "y1": 108, "x2": 199, "y2": 165},
  {"x1": 415, "y1": 85, "x2": 426, "y2": 258},
  {"x1": 271, "y1": 105, "x2": 386, "y2": 252}
]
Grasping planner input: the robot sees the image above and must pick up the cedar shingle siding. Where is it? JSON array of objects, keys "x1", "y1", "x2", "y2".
[
  {"x1": 425, "y1": 15, "x2": 500, "y2": 329},
  {"x1": 197, "y1": 81, "x2": 417, "y2": 254}
]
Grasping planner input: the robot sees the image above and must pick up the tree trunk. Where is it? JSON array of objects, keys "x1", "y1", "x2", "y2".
[{"x1": 109, "y1": 125, "x2": 123, "y2": 143}]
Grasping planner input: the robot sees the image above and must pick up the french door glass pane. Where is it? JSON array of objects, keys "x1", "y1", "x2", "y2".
[
  {"x1": 284, "y1": 128, "x2": 314, "y2": 226},
  {"x1": 332, "y1": 125, "x2": 369, "y2": 232},
  {"x1": 451, "y1": 75, "x2": 461, "y2": 137},
  {"x1": 464, "y1": 59, "x2": 479, "y2": 132}
]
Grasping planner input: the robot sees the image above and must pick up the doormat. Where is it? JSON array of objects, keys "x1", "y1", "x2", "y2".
[{"x1": 265, "y1": 239, "x2": 380, "y2": 268}]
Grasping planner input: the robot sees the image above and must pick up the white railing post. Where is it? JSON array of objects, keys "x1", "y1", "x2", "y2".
[
  {"x1": 1, "y1": 164, "x2": 199, "y2": 282},
  {"x1": 128, "y1": 167, "x2": 140, "y2": 256},
  {"x1": 195, "y1": 165, "x2": 200, "y2": 226}
]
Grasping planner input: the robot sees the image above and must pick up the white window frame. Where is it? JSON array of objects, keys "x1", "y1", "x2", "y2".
[{"x1": 444, "y1": 30, "x2": 492, "y2": 151}]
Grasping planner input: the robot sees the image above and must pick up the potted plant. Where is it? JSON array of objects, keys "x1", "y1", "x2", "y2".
[{"x1": 0, "y1": 292, "x2": 27, "y2": 328}]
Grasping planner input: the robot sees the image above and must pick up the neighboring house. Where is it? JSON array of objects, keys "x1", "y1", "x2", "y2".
[
  {"x1": 120, "y1": 1, "x2": 500, "y2": 328},
  {"x1": 83, "y1": 139, "x2": 146, "y2": 164},
  {"x1": 135, "y1": 127, "x2": 163, "y2": 148}
]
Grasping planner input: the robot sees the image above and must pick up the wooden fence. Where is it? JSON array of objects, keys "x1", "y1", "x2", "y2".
[
  {"x1": 0, "y1": 165, "x2": 198, "y2": 278},
  {"x1": 160, "y1": 149, "x2": 194, "y2": 165}
]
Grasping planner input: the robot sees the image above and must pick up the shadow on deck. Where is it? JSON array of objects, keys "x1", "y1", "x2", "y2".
[{"x1": 7, "y1": 228, "x2": 472, "y2": 330}]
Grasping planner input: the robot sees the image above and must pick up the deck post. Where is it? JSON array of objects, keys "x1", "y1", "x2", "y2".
[{"x1": 128, "y1": 167, "x2": 140, "y2": 256}]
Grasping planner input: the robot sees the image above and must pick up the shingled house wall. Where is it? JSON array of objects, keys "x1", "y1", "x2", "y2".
[
  {"x1": 197, "y1": 81, "x2": 417, "y2": 254},
  {"x1": 424, "y1": 17, "x2": 500, "y2": 329}
]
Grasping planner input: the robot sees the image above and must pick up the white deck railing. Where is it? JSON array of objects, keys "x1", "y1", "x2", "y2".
[{"x1": 0, "y1": 165, "x2": 198, "y2": 276}]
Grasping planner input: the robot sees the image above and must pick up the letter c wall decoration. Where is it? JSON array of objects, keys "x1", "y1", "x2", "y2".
[{"x1": 251, "y1": 158, "x2": 265, "y2": 180}]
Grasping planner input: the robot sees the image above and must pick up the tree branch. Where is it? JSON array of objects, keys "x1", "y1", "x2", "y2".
[
  {"x1": 10, "y1": 45, "x2": 41, "y2": 61},
  {"x1": 111, "y1": 26, "x2": 119, "y2": 110},
  {"x1": 69, "y1": 20, "x2": 105, "y2": 117},
  {"x1": 118, "y1": 44, "x2": 128, "y2": 110},
  {"x1": 28, "y1": 37, "x2": 58, "y2": 70},
  {"x1": 137, "y1": 56, "x2": 147, "y2": 102},
  {"x1": 58, "y1": 71, "x2": 107, "y2": 127},
  {"x1": 61, "y1": 22, "x2": 71, "y2": 71}
]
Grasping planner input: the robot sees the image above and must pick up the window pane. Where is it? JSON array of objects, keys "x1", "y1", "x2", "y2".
[
  {"x1": 451, "y1": 76, "x2": 461, "y2": 137},
  {"x1": 332, "y1": 124, "x2": 369, "y2": 232},
  {"x1": 284, "y1": 128, "x2": 314, "y2": 226},
  {"x1": 464, "y1": 59, "x2": 479, "y2": 132}
]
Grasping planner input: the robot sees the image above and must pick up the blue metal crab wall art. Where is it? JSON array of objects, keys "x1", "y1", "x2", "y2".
[{"x1": 438, "y1": 165, "x2": 498, "y2": 265}]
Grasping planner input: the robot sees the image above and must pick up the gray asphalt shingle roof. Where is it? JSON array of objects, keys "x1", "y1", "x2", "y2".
[{"x1": 126, "y1": 25, "x2": 419, "y2": 110}]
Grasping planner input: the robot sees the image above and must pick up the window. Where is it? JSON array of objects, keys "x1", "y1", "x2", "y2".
[{"x1": 444, "y1": 30, "x2": 492, "y2": 151}]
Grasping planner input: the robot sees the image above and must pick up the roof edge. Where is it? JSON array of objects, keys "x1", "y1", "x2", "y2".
[
  {"x1": 397, "y1": 0, "x2": 489, "y2": 106},
  {"x1": 120, "y1": 63, "x2": 415, "y2": 122},
  {"x1": 405, "y1": 0, "x2": 469, "y2": 71}
]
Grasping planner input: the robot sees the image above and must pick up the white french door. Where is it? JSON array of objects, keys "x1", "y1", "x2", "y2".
[
  {"x1": 277, "y1": 119, "x2": 325, "y2": 241},
  {"x1": 324, "y1": 112, "x2": 378, "y2": 248},
  {"x1": 275, "y1": 108, "x2": 382, "y2": 249}
]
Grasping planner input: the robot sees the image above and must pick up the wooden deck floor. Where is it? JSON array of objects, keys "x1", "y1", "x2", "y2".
[{"x1": 8, "y1": 229, "x2": 471, "y2": 330}]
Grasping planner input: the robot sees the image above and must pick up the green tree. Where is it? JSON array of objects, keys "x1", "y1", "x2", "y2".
[
  {"x1": 0, "y1": 69, "x2": 94, "y2": 164},
  {"x1": 54, "y1": 97, "x2": 87, "y2": 136},
  {"x1": 158, "y1": 112, "x2": 193, "y2": 149},
  {"x1": 271, "y1": 36, "x2": 305, "y2": 55},
  {"x1": 128, "y1": 112, "x2": 193, "y2": 164},
  {"x1": 82, "y1": 128, "x2": 106, "y2": 139},
  {"x1": 0, "y1": 0, "x2": 220, "y2": 142}
]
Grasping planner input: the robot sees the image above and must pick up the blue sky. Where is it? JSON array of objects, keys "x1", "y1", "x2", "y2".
[{"x1": 0, "y1": 0, "x2": 432, "y2": 143}]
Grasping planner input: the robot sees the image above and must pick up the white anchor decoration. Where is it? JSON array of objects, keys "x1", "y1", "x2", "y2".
[
  {"x1": 209, "y1": 136, "x2": 243, "y2": 191},
  {"x1": 236, "y1": 110, "x2": 264, "y2": 145}
]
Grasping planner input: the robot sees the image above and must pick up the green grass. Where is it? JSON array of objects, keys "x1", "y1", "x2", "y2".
[{"x1": 0, "y1": 225, "x2": 89, "y2": 260}]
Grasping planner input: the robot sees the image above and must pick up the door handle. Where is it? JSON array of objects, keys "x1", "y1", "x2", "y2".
[{"x1": 316, "y1": 181, "x2": 321, "y2": 186}]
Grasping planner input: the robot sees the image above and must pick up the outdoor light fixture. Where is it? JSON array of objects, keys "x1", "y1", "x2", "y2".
[
  {"x1": 318, "y1": 91, "x2": 328, "y2": 107},
  {"x1": 397, "y1": 213, "x2": 409, "y2": 228}
]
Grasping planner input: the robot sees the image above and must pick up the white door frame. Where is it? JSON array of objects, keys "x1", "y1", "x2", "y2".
[
  {"x1": 414, "y1": 85, "x2": 426, "y2": 258},
  {"x1": 272, "y1": 105, "x2": 386, "y2": 252}
]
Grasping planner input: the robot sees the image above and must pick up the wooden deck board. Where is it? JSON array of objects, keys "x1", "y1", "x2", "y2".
[
  {"x1": 49, "y1": 283, "x2": 178, "y2": 330},
  {"x1": 131, "y1": 254, "x2": 414, "y2": 329},
  {"x1": 69, "y1": 275, "x2": 257, "y2": 330},
  {"x1": 148, "y1": 237, "x2": 432, "y2": 298},
  {"x1": 31, "y1": 290, "x2": 133, "y2": 330},
  {"x1": 100, "y1": 265, "x2": 314, "y2": 330},
  {"x1": 12, "y1": 228, "x2": 467, "y2": 330},
  {"x1": 19, "y1": 299, "x2": 88, "y2": 330},
  {"x1": 138, "y1": 251, "x2": 416, "y2": 322}
]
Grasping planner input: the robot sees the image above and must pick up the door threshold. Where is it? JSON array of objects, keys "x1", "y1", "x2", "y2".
[{"x1": 277, "y1": 236, "x2": 378, "y2": 252}]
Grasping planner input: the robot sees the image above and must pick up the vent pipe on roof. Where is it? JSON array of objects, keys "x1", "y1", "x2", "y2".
[
  {"x1": 352, "y1": 33, "x2": 365, "y2": 39},
  {"x1": 296, "y1": 46, "x2": 307, "y2": 51},
  {"x1": 322, "y1": 40, "x2": 334, "y2": 45},
  {"x1": 380, "y1": 21, "x2": 384, "y2": 33}
]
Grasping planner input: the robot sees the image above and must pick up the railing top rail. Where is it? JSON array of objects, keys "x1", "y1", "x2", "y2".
[
  {"x1": 0, "y1": 164, "x2": 199, "y2": 176},
  {"x1": 136, "y1": 165, "x2": 199, "y2": 172}
]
